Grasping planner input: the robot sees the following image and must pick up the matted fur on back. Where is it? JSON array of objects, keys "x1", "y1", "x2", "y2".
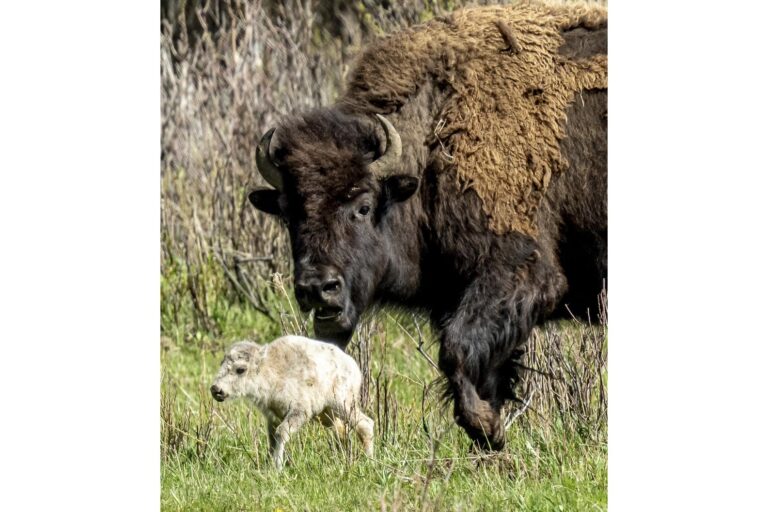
[{"x1": 340, "y1": 1, "x2": 607, "y2": 236}]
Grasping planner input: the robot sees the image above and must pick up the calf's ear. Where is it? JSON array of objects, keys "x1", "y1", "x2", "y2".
[
  {"x1": 248, "y1": 189, "x2": 281, "y2": 216},
  {"x1": 383, "y1": 175, "x2": 419, "y2": 203}
]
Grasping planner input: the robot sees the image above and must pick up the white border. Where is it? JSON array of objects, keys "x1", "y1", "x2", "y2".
[
  {"x1": 0, "y1": 1, "x2": 159, "y2": 509},
  {"x1": 1, "y1": 1, "x2": 767, "y2": 510},
  {"x1": 610, "y1": 1, "x2": 768, "y2": 509}
]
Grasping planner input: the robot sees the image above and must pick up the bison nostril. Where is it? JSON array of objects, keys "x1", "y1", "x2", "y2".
[
  {"x1": 322, "y1": 279, "x2": 341, "y2": 295},
  {"x1": 210, "y1": 385, "x2": 228, "y2": 402}
]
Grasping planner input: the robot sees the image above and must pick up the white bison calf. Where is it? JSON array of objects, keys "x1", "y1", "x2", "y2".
[{"x1": 210, "y1": 335, "x2": 374, "y2": 469}]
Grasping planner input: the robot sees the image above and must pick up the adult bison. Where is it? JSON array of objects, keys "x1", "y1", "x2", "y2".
[{"x1": 248, "y1": 2, "x2": 607, "y2": 449}]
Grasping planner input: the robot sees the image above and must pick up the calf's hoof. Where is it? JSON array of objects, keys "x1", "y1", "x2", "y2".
[{"x1": 363, "y1": 439, "x2": 374, "y2": 458}]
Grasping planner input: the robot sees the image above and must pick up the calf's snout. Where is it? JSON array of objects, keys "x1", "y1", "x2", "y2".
[{"x1": 210, "y1": 384, "x2": 228, "y2": 402}]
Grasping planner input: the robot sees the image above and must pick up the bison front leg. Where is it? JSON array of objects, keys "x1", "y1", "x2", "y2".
[
  {"x1": 439, "y1": 343, "x2": 505, "y2": 450},
  {"x1": 438, "y1": 255, "x2": 565, "y2": 450}
]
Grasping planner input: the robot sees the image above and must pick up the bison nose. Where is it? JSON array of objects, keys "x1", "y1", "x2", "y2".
[
  {"x1": 321, "y1": 277, "x2": 342, "y2": 297},
  {"x1": 295, "y1": 267, "x2": 344, "y2": 310},
  {"x1": 210, "y1": 385, "x2": 227, "y2": 401}
]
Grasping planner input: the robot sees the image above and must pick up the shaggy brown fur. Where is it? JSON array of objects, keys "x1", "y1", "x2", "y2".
[
  {"x1": 340, "y1": 1, "x2": 607, "y2": 235},
  {"x1": 248, "y1": 1, "x2": 607, "y2": 450}
]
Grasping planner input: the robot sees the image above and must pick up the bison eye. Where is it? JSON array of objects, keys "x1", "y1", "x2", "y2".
[
  {"x1": 358, "y1": 205, "x2": 370, "y2": 216},
  {"x1": 235, "y1": 367, "x2": 246, "y2": 375}
]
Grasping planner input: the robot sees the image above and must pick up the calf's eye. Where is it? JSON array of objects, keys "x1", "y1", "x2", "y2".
[
  {"x1": 358, "y1": 205, "x2": 370, "y2": 216},
  {"x1": 236, "y1": 367, "x2": 246, "y2": 375}
]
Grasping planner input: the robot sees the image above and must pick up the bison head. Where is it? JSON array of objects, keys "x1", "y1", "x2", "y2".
[{"x1": 248, "y1": 110, "x2": 419, "y2": 348}]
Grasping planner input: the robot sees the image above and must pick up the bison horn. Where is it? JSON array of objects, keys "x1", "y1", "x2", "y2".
[
  {"x1": 368, "y1": 114, "x2": 403, "y2": 179},
  {"x1": 255, "y1": 128, "x2": 284, "y2": 191}
]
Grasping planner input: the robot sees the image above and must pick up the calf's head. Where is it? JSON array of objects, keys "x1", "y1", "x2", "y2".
[
  {"x1": 210, "y1": 341, "x2": 263, "y2": 402},
  {"x1": 248, "y1": 111, "x2": 419, "y2": 348}
]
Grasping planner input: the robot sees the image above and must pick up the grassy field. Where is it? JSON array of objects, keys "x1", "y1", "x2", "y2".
[{"x1": 161, "y1": 278, "x2": 607, "y2": 511}]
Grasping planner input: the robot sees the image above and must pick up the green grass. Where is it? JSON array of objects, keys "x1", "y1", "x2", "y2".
[{"x1": 161, "y1": 273, "x2": 607, "y2": 511}]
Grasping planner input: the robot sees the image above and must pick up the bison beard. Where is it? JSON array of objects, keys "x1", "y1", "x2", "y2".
[{"x1": 247, "y1": 2, "x2": 607, "y2": 450}]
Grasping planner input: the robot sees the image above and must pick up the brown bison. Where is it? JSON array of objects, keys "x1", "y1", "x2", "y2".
[{"x1": 248, "y1": 2, "x2": 607, "y2": 449}]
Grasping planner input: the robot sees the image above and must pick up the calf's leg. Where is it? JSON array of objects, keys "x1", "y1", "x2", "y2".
[
  {"x1": 266, "y1": 417, "x2": 278, "y2": 452},
  {"x1": 272, "y1": 411, "x2": 309, "y2": 470},
  {"x1": 346, "y1": 407, "x2": 374, "y2": 457},
  {"x1": 318, "y1": 409, "x2": 349, "y2": 439}
]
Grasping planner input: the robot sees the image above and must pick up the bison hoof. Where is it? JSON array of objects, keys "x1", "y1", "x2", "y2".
[
  {"x1": 456, "y1": 399, "x2": 506, "y2": 451},
  {"x1": 472, "y1": 431, "x2": 506, "y2": 452}
]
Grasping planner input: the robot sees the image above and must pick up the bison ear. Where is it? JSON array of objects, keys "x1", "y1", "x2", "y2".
[
  {"x1": 383, "y1": 175, "x2": 419, "y2": 203},
  {"x1": 248, "y1": 189, "x2": 281, "y2": 216}
]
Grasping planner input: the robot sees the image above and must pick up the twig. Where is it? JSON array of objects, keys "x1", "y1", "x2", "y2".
[
  {"x1": 421, "y1": 381, "x2": 432, "y2": 438},
  {"x1": 235, "y1": 256, "x2": 273, "y2": 263},
  {"x1": 505, "y1": 389, "x2": 535, "y2": 431},
  {"x1": 212, "y1": 408, "x2": 259, "y2": 469},
  {"x1": 211, "y1": 247, "x2": 274, "y2": 321},
  {"x1": 495, "y1": 20, "x2": 521, "y2": 54},
  {"x1": 433, "y1": 118, "x2": 455, "y2": 162},
  {"x1": 386, "y1": 313, "x2": 440, "y2": 372},
  {"x1": 412, "y1": 315, "x2": 440, "y2": 372}
]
